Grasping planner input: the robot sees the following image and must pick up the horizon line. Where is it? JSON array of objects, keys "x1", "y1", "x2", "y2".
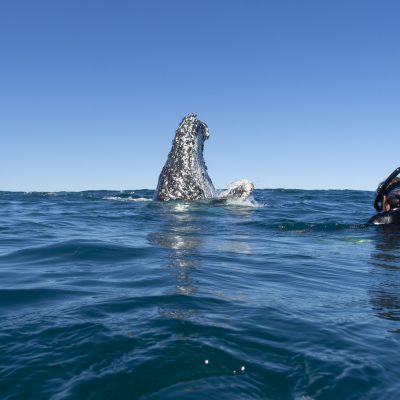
[{"x1": 0, "y1": 187, "x2": 375, "y2": 193}]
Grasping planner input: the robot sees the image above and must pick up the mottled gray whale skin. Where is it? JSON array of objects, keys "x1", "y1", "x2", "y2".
[
  {"x1": 154, "y1": 113, "x2": 255, "y2": 202},
  {"x1": 154, "y1": 113, "x2": 216, "y2": 201}
]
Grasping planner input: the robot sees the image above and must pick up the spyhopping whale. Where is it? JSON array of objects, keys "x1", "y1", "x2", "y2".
[{"x1": 154, "y1": 113, "x2": 254, "y2": 202}]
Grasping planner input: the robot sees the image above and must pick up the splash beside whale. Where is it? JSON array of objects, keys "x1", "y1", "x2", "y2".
[{"x1": 154, "y1": 113, "x2": 254, "y2": 202}]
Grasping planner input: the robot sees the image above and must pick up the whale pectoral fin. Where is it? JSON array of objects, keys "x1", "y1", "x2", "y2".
[{"x1": 218, "y1": 179, "x2": 254, "y2": 200}]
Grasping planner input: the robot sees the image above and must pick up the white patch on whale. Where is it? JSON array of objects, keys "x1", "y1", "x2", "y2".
[{"x1": 218, "y1": 179, "x2": 255, "y2": 200}]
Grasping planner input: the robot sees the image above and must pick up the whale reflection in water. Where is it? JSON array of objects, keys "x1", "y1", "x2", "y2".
[{"x1": 148, "y1": 203, "x2": 201, "y2": 302}]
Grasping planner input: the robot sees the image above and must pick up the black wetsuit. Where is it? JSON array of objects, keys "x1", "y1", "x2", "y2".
[{"x1": 368, "y1": 208, "x2": 400, "y2": 225}]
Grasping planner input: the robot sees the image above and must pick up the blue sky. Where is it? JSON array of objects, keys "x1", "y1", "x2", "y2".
[{"x1": 1, "y1": 0, "x2": 399, "y2": 191}]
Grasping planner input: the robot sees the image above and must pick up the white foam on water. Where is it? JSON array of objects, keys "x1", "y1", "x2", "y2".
[
  {"x1": 173, "y1": 203, "x2": 191, "y2": 212},
  {"x1": 224, "y1": 196, "x2": 263, "y2": 208},
  {"x1": 103, "y1": 196, "x2": 152, "y2": 202}
]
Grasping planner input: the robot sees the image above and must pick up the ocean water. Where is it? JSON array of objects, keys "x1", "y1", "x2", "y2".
[{"x1": 0, "y1": 189, "x2": 399, "y2": 400}]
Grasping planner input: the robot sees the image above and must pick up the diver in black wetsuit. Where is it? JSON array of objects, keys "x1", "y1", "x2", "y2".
[
  {"x1": 369, "y1": 168, "x2": 400, "y2": 225},
  {"x1": 381, "y1": 181, "x2": 400, "y2": 212}
]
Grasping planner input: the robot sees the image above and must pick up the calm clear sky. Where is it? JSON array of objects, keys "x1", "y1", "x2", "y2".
[{"x1": 1, "y1": 0, "x2": 399, "y2": 191}]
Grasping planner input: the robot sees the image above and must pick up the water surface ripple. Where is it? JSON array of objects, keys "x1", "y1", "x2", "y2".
[{"x1": 0, "y1": 190, "x2": 399, "y2": 399}]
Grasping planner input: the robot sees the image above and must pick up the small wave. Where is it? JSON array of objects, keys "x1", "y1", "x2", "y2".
[
  {"x1": 275, "y1": 222, "x2": 368, "y2": 232},
  {"x1": 0, "y1": 240, "x2": 150, "y2": 264},
  {"x1": 24, "y1": 191, "x2": 63, "y2": 197},
  {"x1": 239, "y1": 220, "x2": 368, "y2": 232},
  {"x1": 0, "y1": 288, "x2": 92, "y2": 309},
  {"x1": 103, "y1": 196, "x2": 152, "y2": 202}
]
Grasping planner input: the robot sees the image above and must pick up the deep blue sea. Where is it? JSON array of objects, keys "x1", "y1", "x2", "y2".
[{"x1": 1, "y1": 189, "x2": 399, "y2": 399}]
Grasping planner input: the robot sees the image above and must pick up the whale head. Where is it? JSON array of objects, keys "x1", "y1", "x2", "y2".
[
  {"x1": 154, "y1": 113, "x2": 216, "y2": 201},
  {"x1": 154, "y1": 113, "x2": 255, "y2": 202}
]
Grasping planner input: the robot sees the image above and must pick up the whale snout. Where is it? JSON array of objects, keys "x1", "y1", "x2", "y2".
[{"x1": 181, "y1": 113, "x2": 210, "y2": 140}]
